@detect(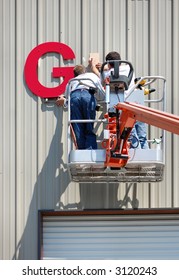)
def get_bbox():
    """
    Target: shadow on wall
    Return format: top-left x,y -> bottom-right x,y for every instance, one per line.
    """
14,100 -> 70,259
14,99 -> 139,260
